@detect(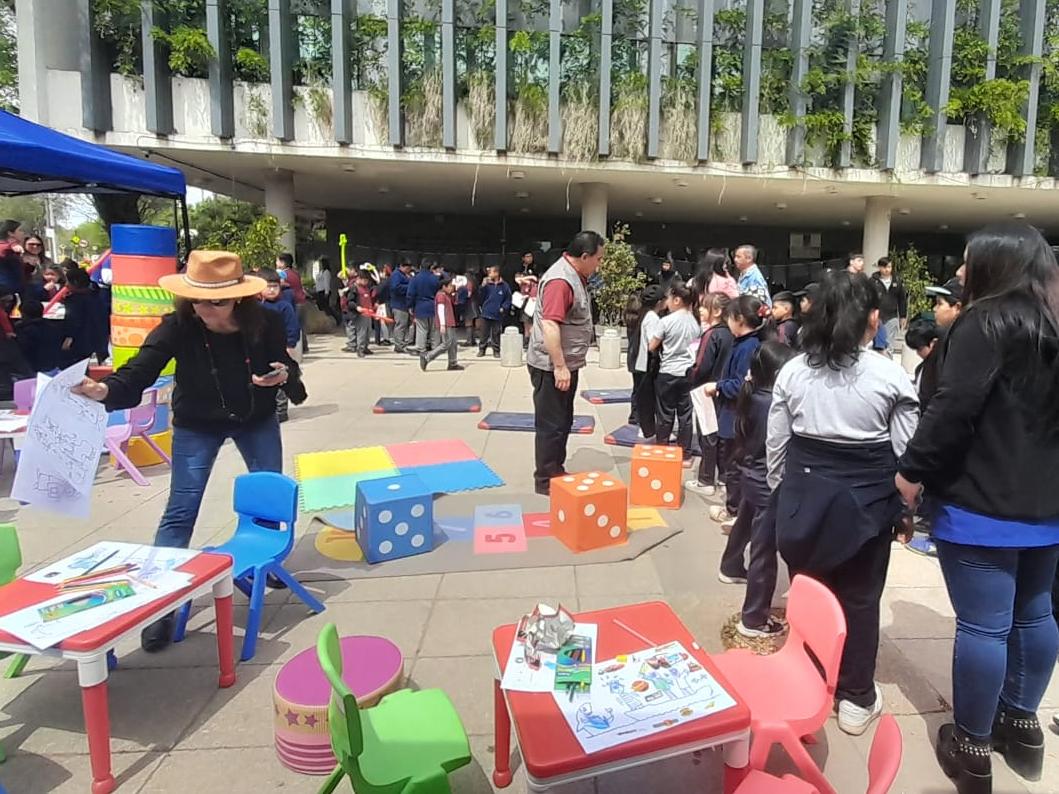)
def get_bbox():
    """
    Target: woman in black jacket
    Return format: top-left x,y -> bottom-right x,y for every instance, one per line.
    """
74,251 -> 307,651
896,223 -> 1059,794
